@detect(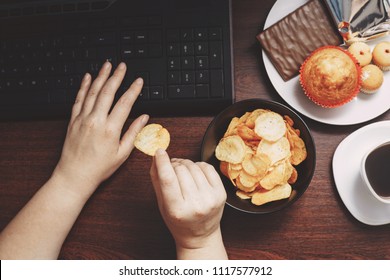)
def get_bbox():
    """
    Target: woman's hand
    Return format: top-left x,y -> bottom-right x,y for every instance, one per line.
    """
150,149 -> 228,259
53,62 -> 149,200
